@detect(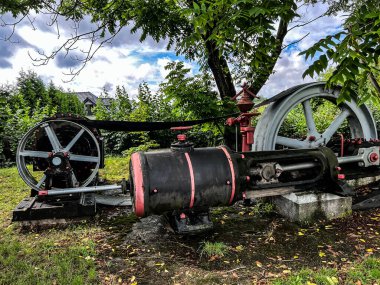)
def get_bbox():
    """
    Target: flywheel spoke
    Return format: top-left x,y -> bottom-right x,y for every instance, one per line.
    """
36,175 -> 46,188
43,123 -> 62,152
71,172 -> 79,186
302,99 -> 318,135
70,154 -> 99,163
276,136 -> 308,149
64,129 -> 85,152
321,109 -> 350,144
19,150 -> 50,158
